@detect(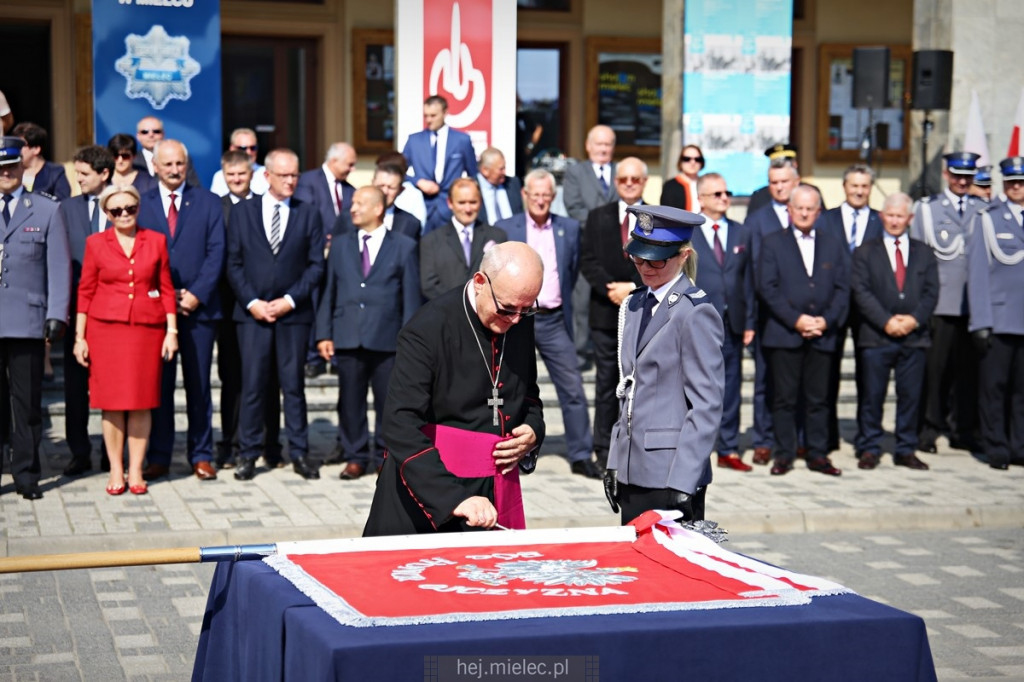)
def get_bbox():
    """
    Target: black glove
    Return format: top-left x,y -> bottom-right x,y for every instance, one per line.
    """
668,489 -> 694,522
603,469 -> 620,514
972,328 -> 991,354
44,319 -> 66,344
